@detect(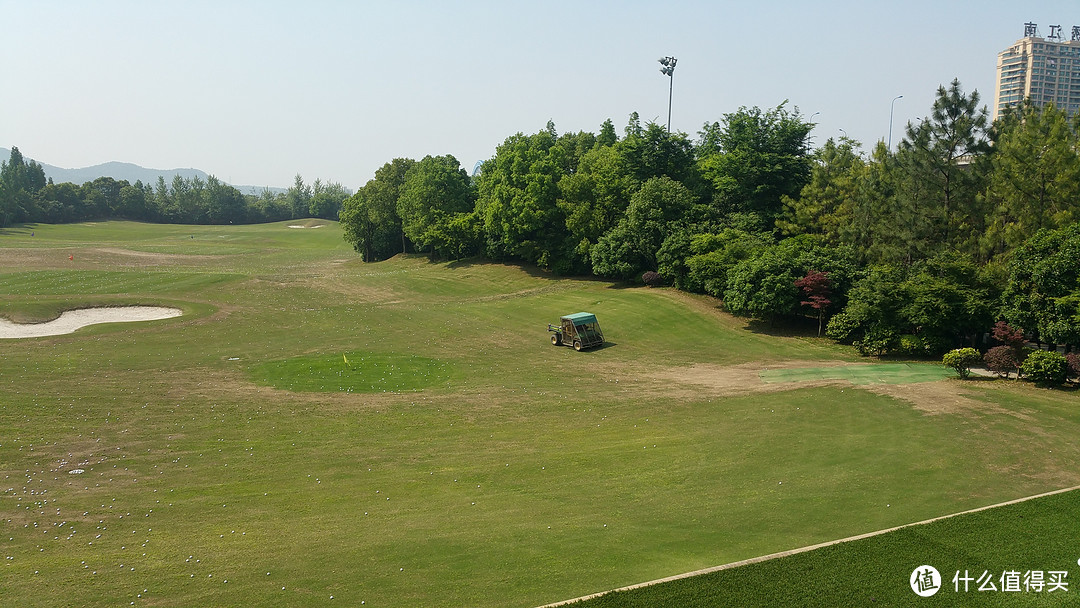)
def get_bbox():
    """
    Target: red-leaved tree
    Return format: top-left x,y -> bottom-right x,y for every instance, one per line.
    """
795,270 -> 832,336
992,320 -> 1025,353
983,346 -> 1019,377
1067,353 -> 1080,382
986,321 -> 1026,378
